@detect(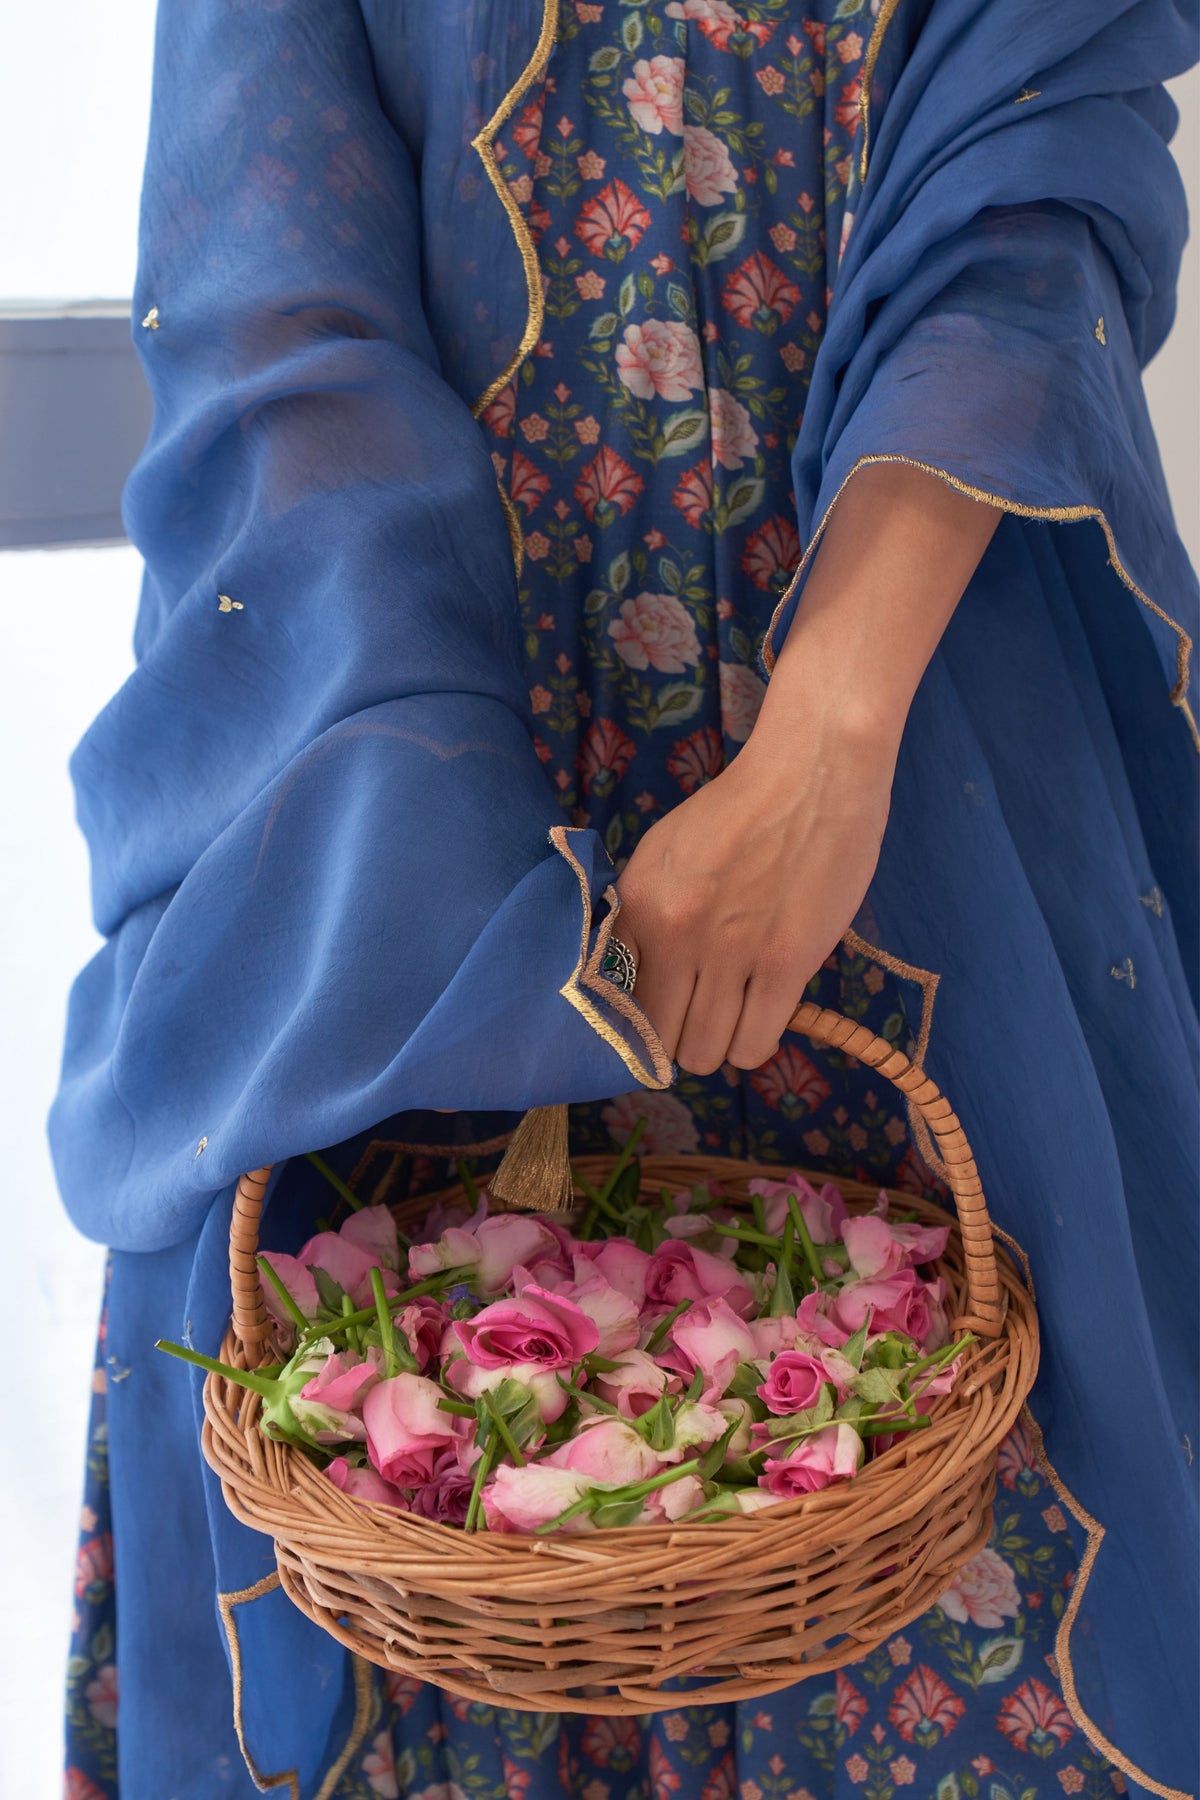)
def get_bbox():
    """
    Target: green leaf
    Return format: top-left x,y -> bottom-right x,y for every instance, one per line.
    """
583,587 -> 609,615
650,682 -> 703,727
936,1779 -> 963,1800
605,813 -> 623,858
609,549 -> 632,593
311,1266 -> 349,1313
850,1365 -> 909,1407
618,273 -> 637,318
658,555 -> 683,594
637,271 -> 655,300
621,12 -> 644,51
721,477 -> 765,529
841,1320 -> 869,1370
833,0 -> 864,15
976,1635 -> 1024,1685
590,310 -> 619,340
666,280 -> 692,319
591,1497 -> 646,1529
588,45 -> 623,72
643,1394 -> 676,1453
658,408 -> 709,456
701,211 -> 748,263
769,1258 -> 795,1318
524,630 -> 539,660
